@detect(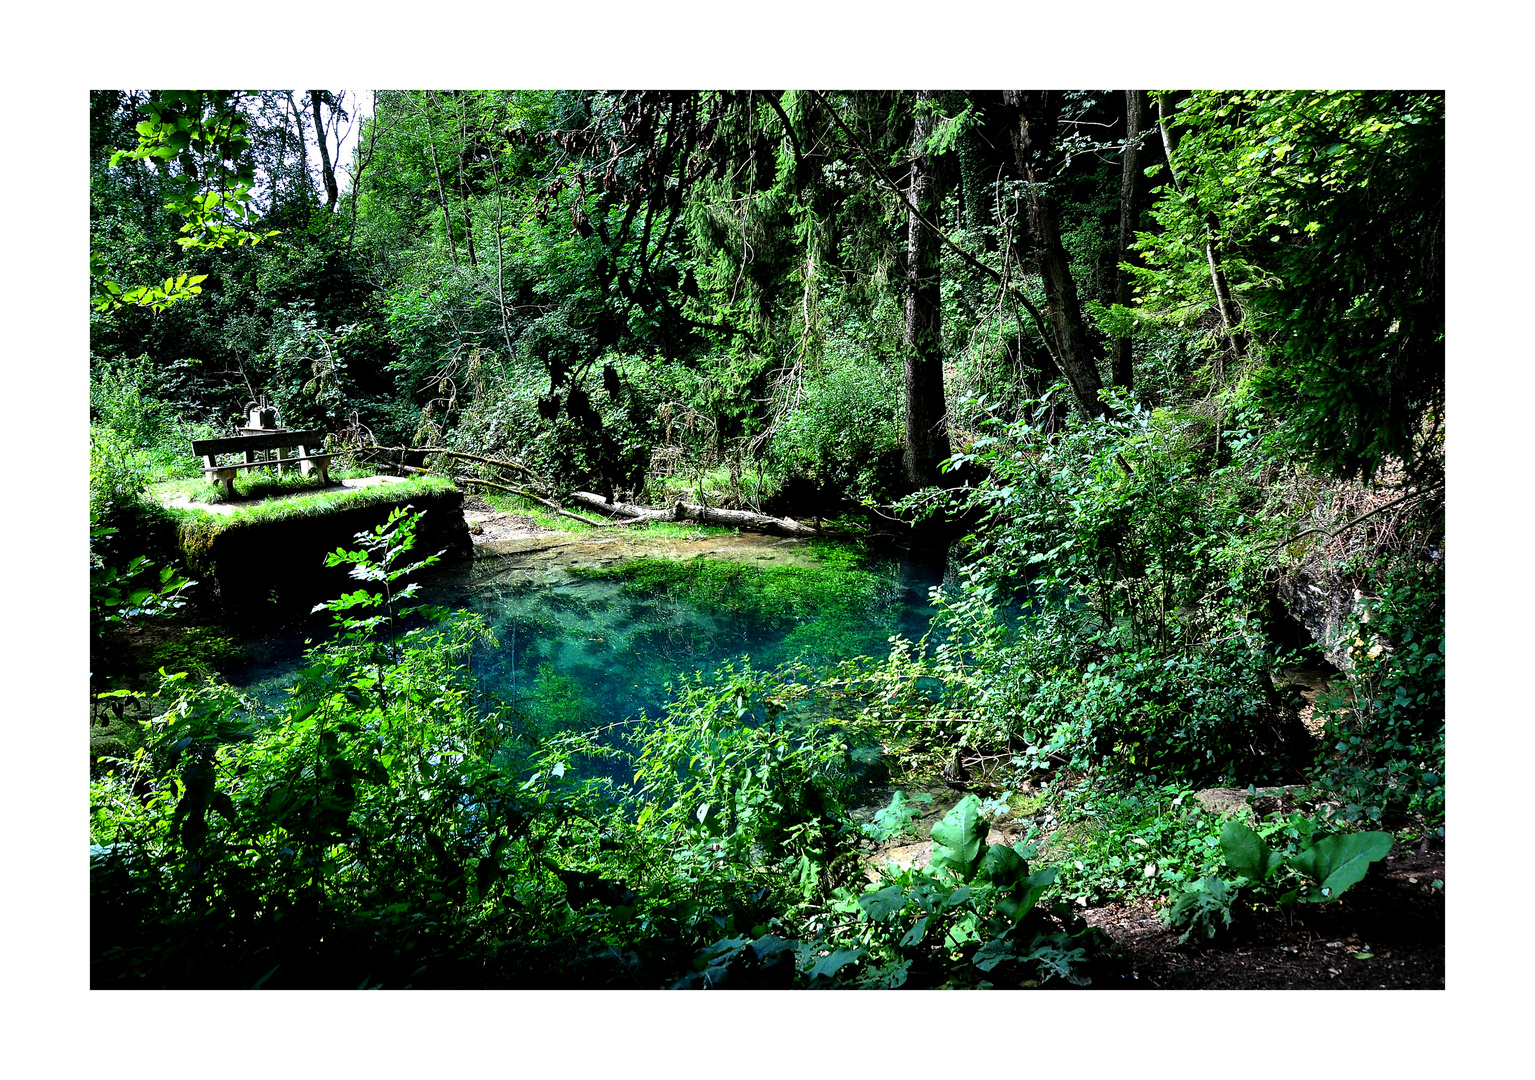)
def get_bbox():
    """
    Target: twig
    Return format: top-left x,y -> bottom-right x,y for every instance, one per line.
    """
1265,486 -> 1441,554
455,476 -> 615,528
